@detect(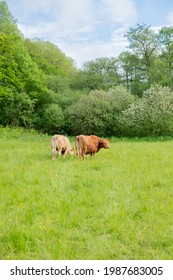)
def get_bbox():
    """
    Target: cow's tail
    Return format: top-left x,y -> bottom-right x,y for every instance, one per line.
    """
50,135 -> 56,148
75,135 -> 81,157
51,135 -> 57,160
